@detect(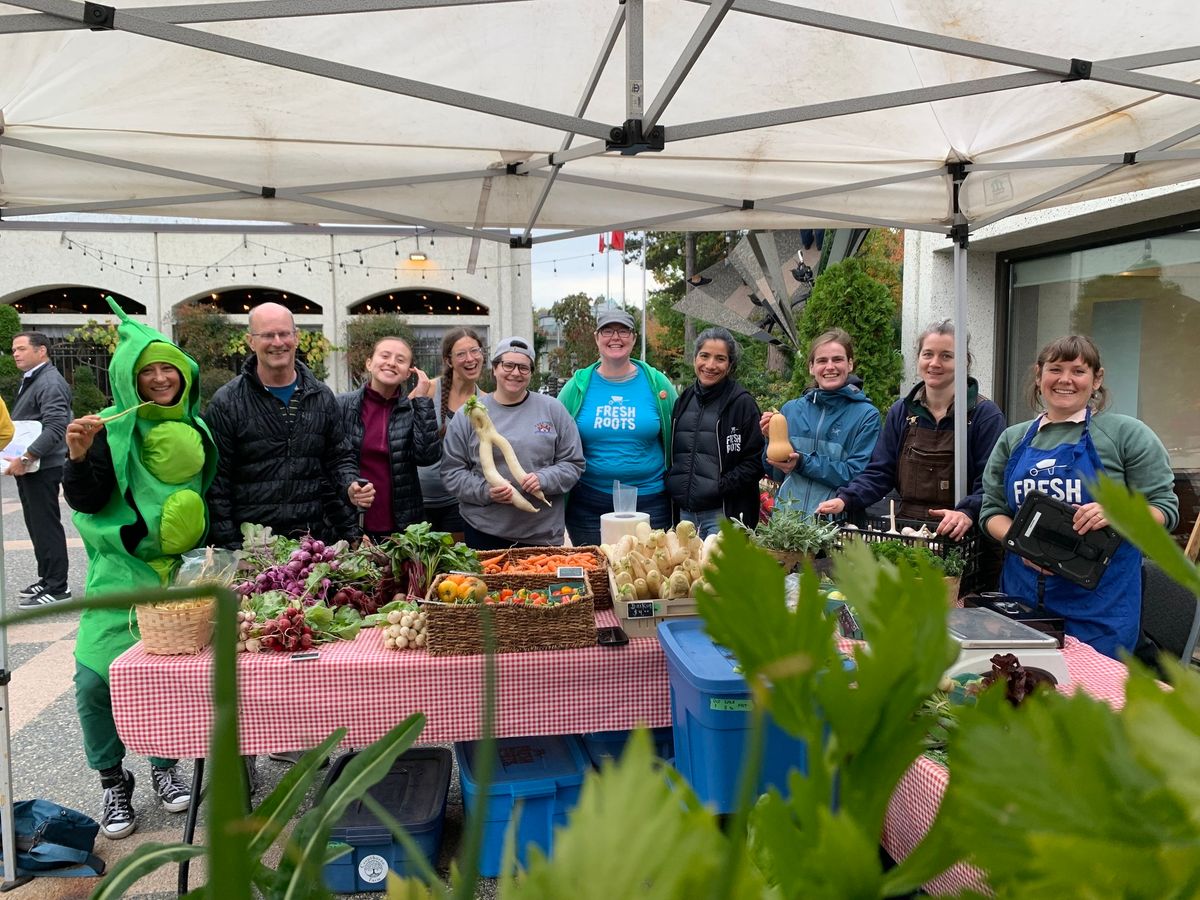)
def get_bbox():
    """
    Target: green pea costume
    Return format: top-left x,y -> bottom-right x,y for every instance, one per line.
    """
68,297 -> 217,773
